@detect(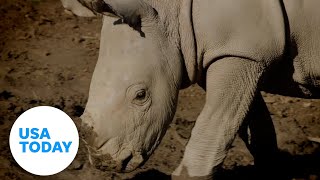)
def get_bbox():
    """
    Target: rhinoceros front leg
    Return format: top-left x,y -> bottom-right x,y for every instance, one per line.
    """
172,57 -> 264,179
